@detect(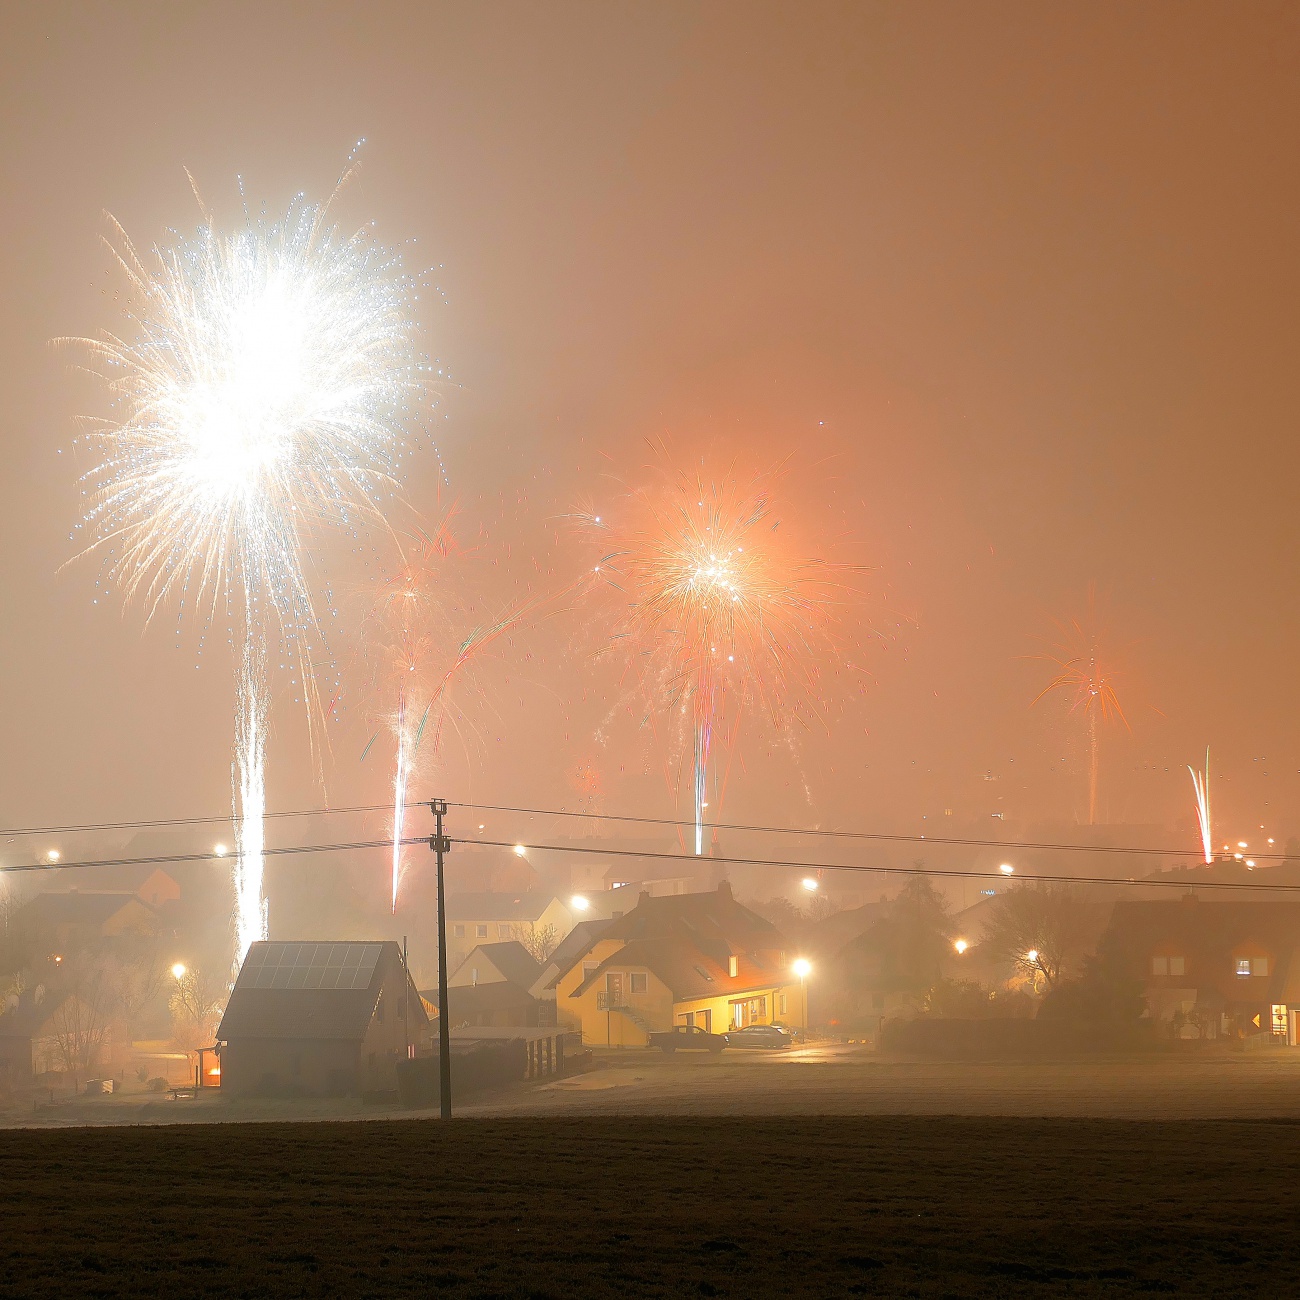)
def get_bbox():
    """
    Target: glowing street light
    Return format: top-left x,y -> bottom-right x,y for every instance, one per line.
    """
801,877 -> 819,893
1025,949 -> 1039,964
792,958 -> 812,979
213,843 -> 228,858
570,895 -> 590,912
999,863 -> 1014,875
513,844 -> 527,857
45,849 -> 60,863
171,962 -> 187,980
953,939 -> 969,955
